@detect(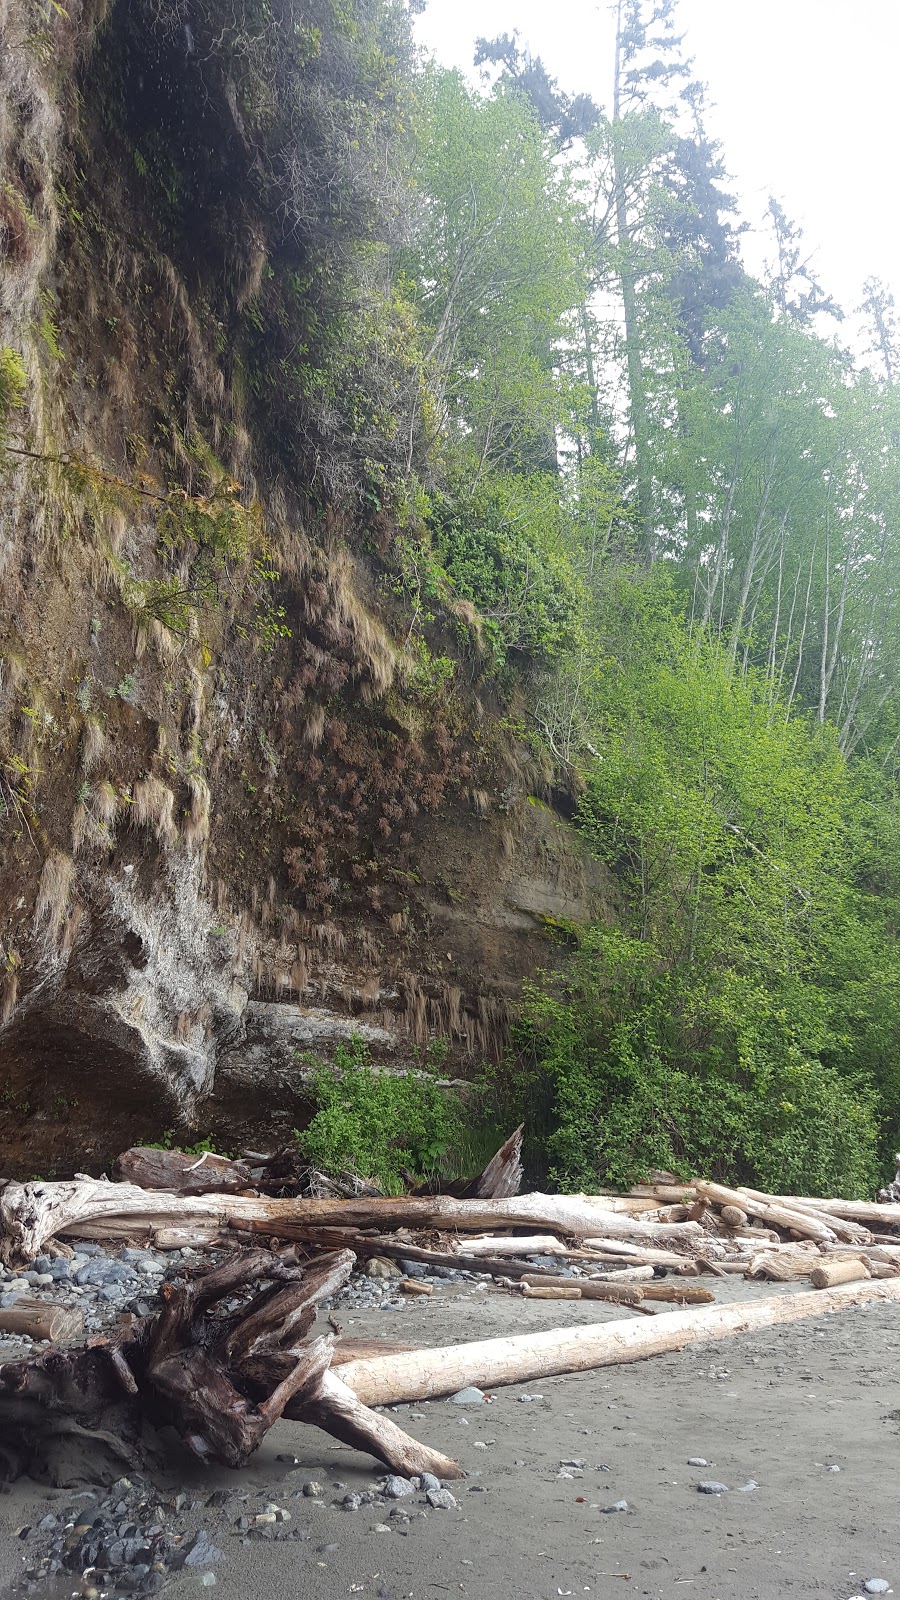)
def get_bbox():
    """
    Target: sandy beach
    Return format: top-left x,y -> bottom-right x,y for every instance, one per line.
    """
2,1276 -> 896,1600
